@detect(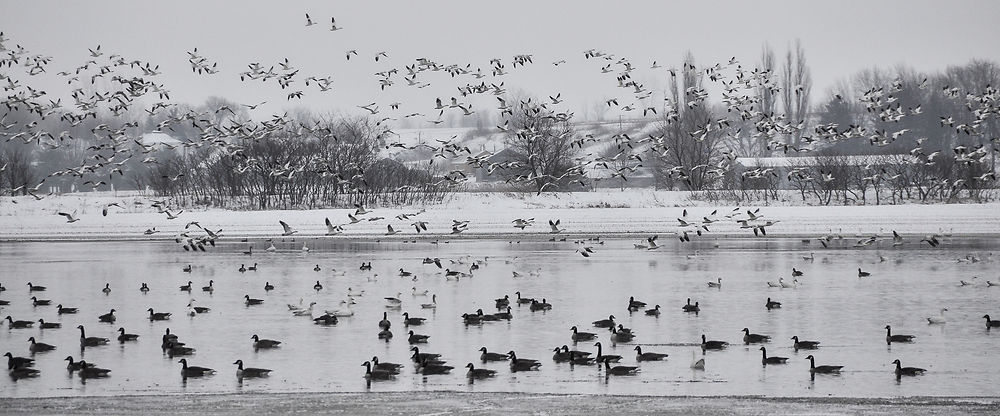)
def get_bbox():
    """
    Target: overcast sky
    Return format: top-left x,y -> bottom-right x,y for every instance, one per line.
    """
3,0 -> 999,122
